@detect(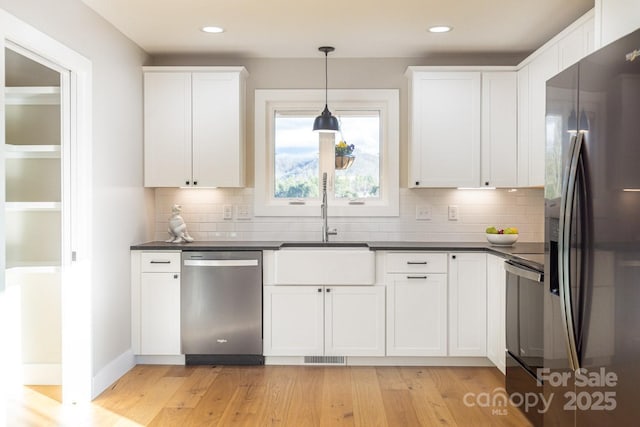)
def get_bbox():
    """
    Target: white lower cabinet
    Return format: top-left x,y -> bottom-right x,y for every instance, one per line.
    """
486,254 -> 507,374
140,272 -> 181,355
325,286 -> 385,356
131,251 -> 182,356
263,286 -> 324,356
448,253 -> 487,356
386,273 -> 447,356
263,285 -> 385,357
